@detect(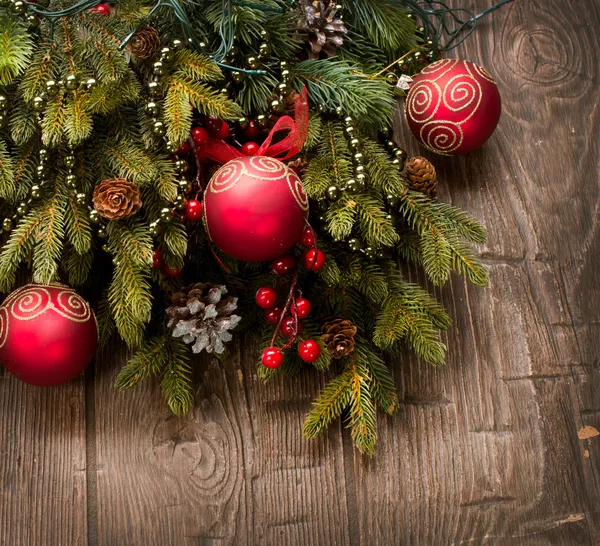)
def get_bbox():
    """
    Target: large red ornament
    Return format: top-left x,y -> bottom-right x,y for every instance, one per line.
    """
203,156 -> 309,262
405,59 -> 501,155
0,284 -> 98,386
